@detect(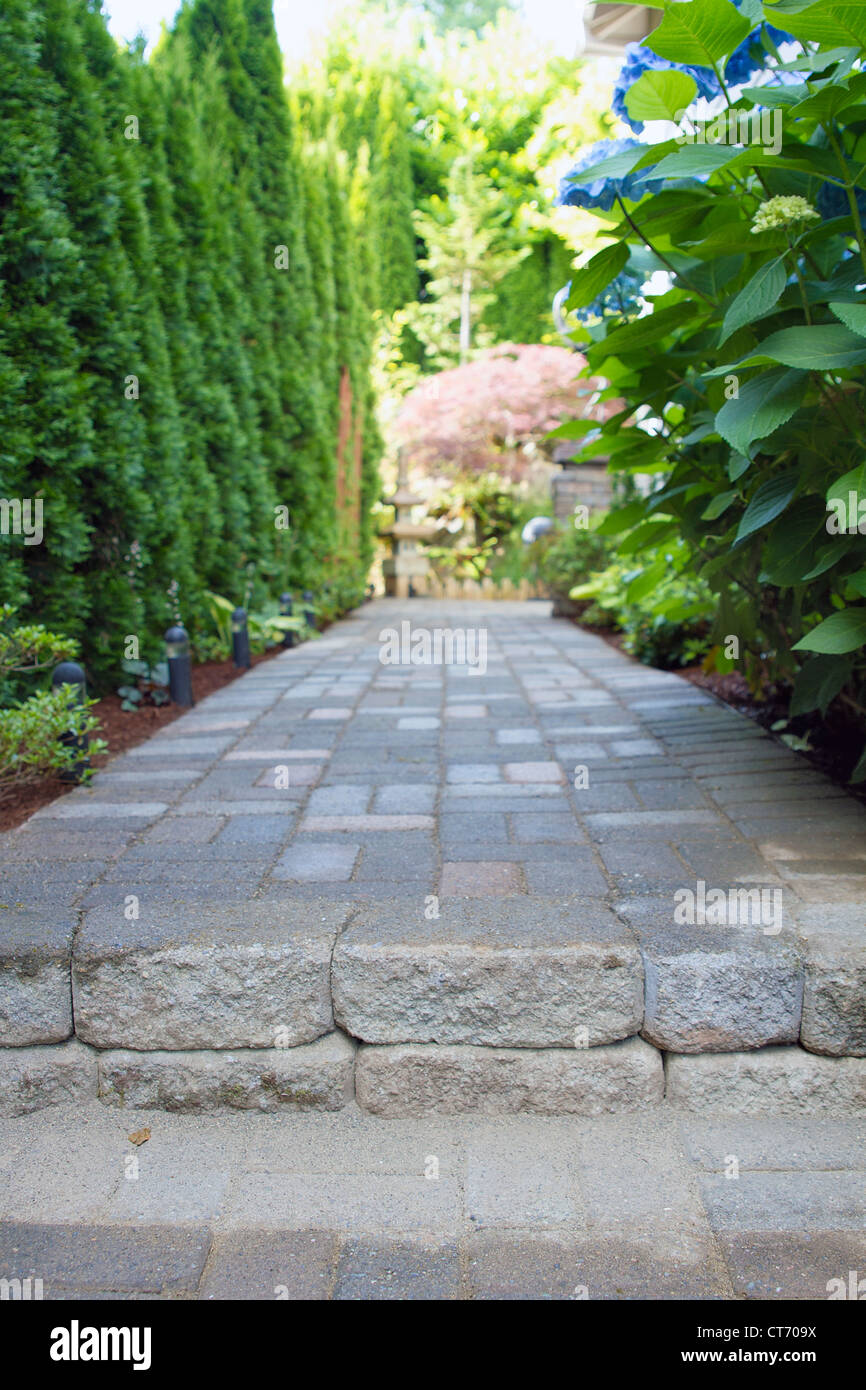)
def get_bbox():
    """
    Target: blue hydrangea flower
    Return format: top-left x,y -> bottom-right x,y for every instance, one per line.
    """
612,43 -> 721,134
816,181 -> 866,222
557,139 -> 664,212
573,267 -> 645,323
612,5 -> 798,136
724,21 -> 797,87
